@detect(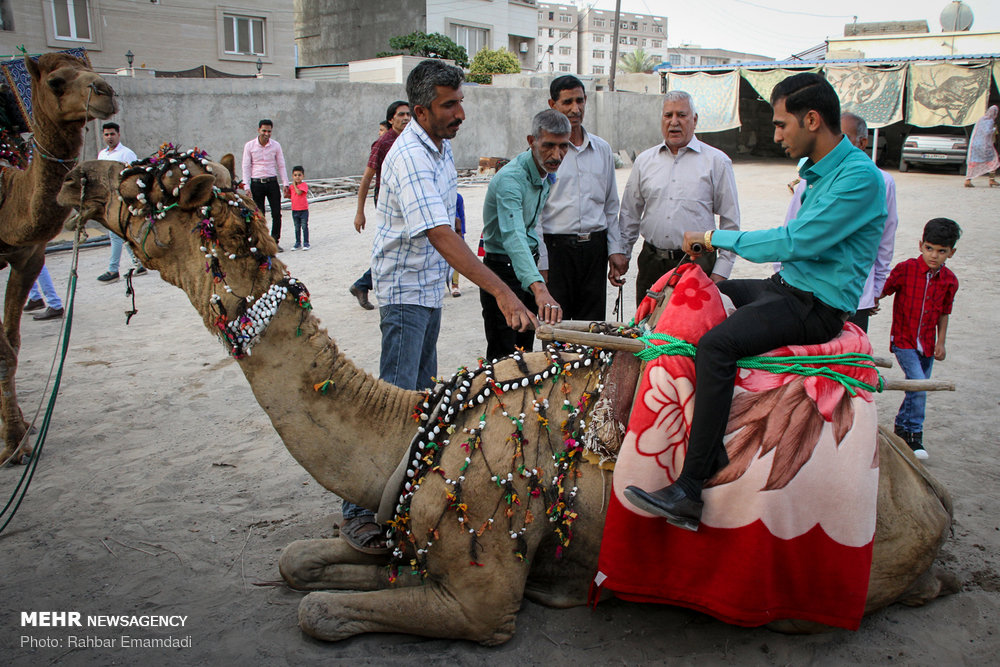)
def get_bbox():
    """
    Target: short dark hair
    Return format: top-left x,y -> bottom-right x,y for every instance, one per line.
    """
386,100 -> 410,124
771,72 -> 840,131
379,120 -> 390,129
258,119 -> 273,128
102,122 -> 120,132
550,75 -> 585,101
922,218 -> 962,248
406,59 -> 464,110
292,165 -> 304,174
